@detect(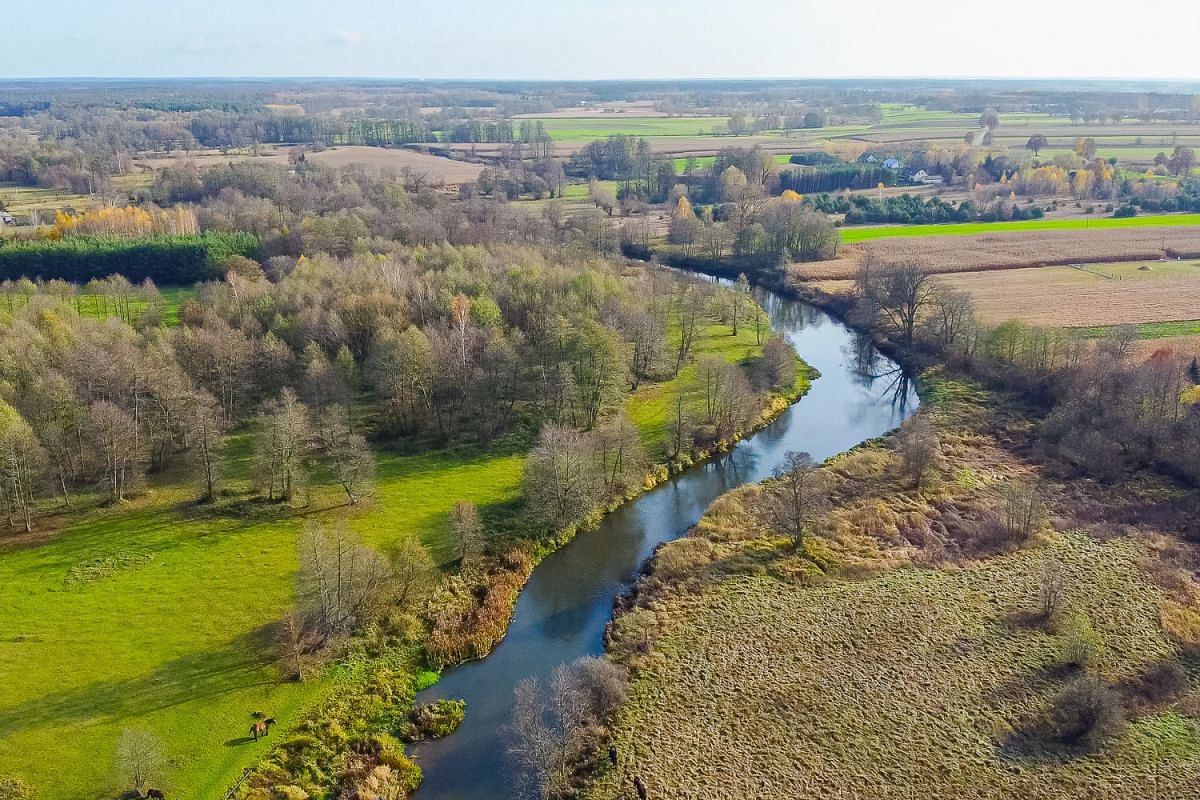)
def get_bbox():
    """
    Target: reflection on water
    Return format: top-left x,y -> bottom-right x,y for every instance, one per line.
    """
410,285 -> 918,800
